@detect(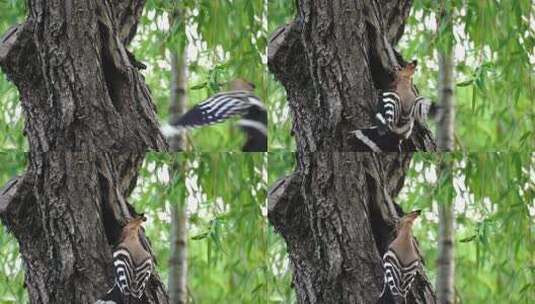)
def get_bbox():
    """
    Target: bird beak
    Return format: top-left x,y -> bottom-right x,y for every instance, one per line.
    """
405,60 -> 417,74
407,209 -> 421,219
